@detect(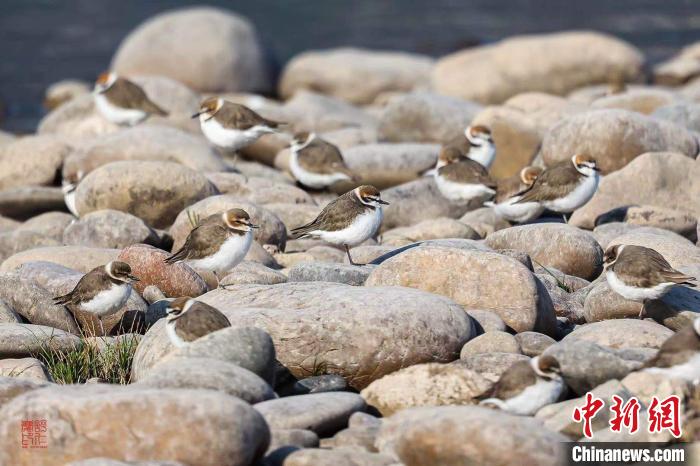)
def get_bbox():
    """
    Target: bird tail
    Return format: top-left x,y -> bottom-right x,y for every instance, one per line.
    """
478,398 -> 507,410
164,247 -> 187,264
512,186 -> 537,204
666,272 -> 697,287
53,293 -> 72,306
145,100 -> 169,117
289,221 -> 318,240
